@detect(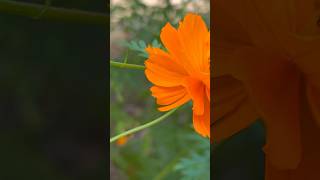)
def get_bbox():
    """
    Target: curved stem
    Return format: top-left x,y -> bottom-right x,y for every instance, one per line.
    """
110,108 -> 178,143
0,0 -> 108,25
110,61 -> 145,70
